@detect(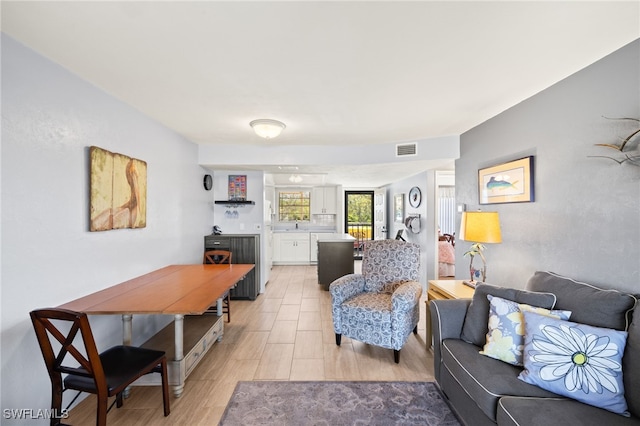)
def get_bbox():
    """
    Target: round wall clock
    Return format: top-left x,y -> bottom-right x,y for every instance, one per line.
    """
203,174 -> 213,191
409,186 -> 422,208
